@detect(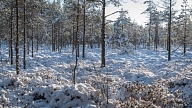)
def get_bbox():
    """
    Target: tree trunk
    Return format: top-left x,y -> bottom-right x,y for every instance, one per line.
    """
10,6 -> 13,65
27,30 -> 30,54
16,0 -> 20,74
148,1 -> 152,50
82,0 -> 86,59
167,24 -> 169,51
23,0 -> 26,69
55,25 -> 58,51
183,1 -> 187,56
60,24 -> 63,52
52,24 -> 54,52
148,15 -> 151,50
74,0 -> 80,85
32,25 -> 34,58
184,19 -> 186,56
168,0 -> 171,61
36,25 -> 39,52
154,23 -> 158,50
101,0 -> 106,67
72,26 -> 75,54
